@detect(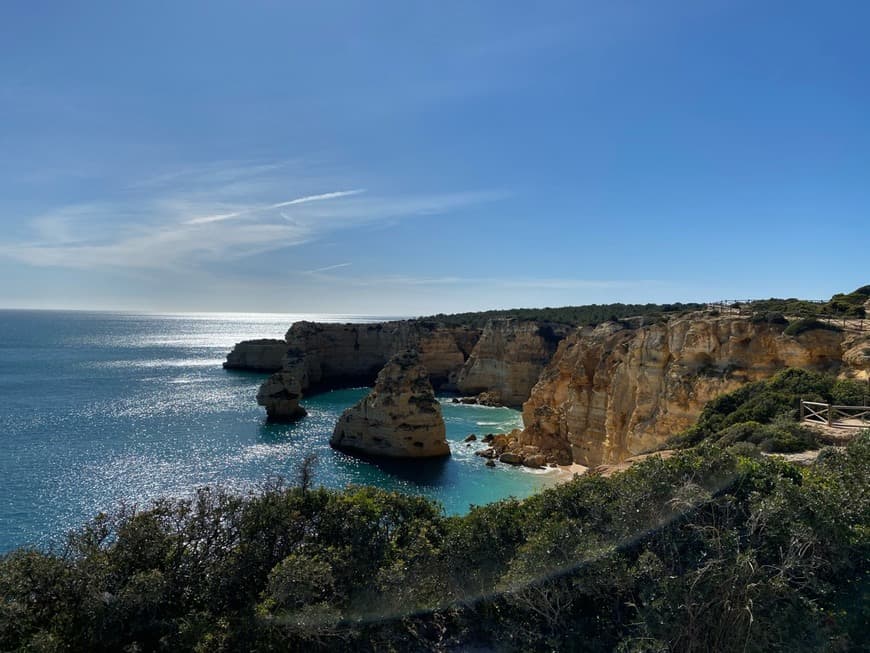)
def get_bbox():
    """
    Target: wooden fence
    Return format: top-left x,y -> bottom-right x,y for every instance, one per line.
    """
800,400 -> 870,429
706,300 -> 866,333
